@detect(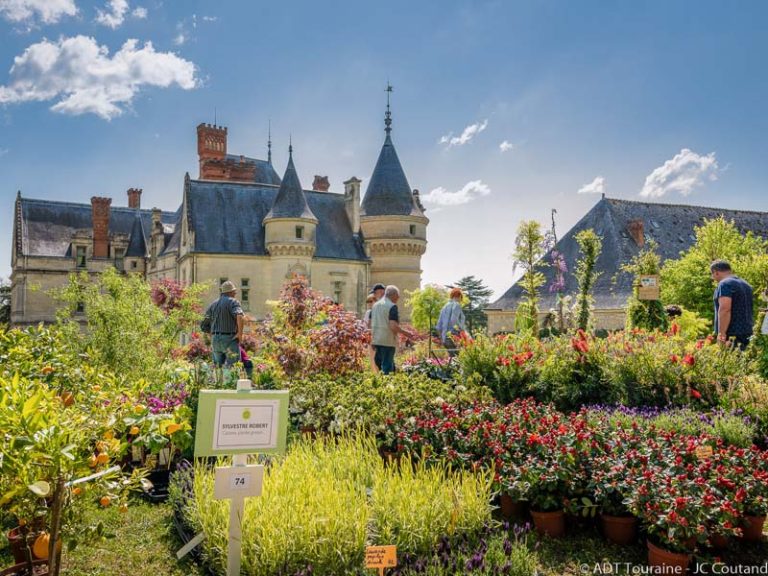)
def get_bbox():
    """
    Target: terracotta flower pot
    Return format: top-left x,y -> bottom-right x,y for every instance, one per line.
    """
499,494 -> 527,521
741,515 -> 766,542
531,509 -> 565,538
7,526 -> 30,564
710,532 -> 729,549
600,514 -> 637,545
647,540 -> 690,571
